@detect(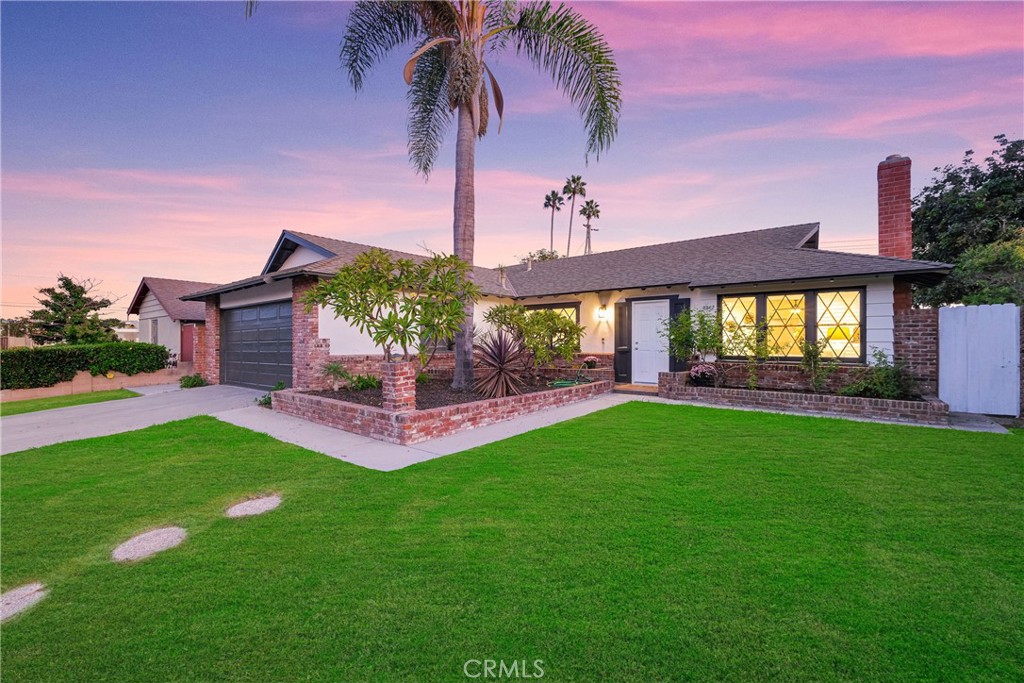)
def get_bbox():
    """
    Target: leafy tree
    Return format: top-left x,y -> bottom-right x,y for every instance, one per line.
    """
580,198 -> 600,255
913,134 -> 1024,306
518,248 -> 560,264
543,190 -> 564,252
950,231 -> 1024,305
1,317 -> 34,338
26,275 -> 121,345
330,1 -> 621,390
302,248 -> 480,366
562,174 -> 587,256
484,303 -> 585,377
